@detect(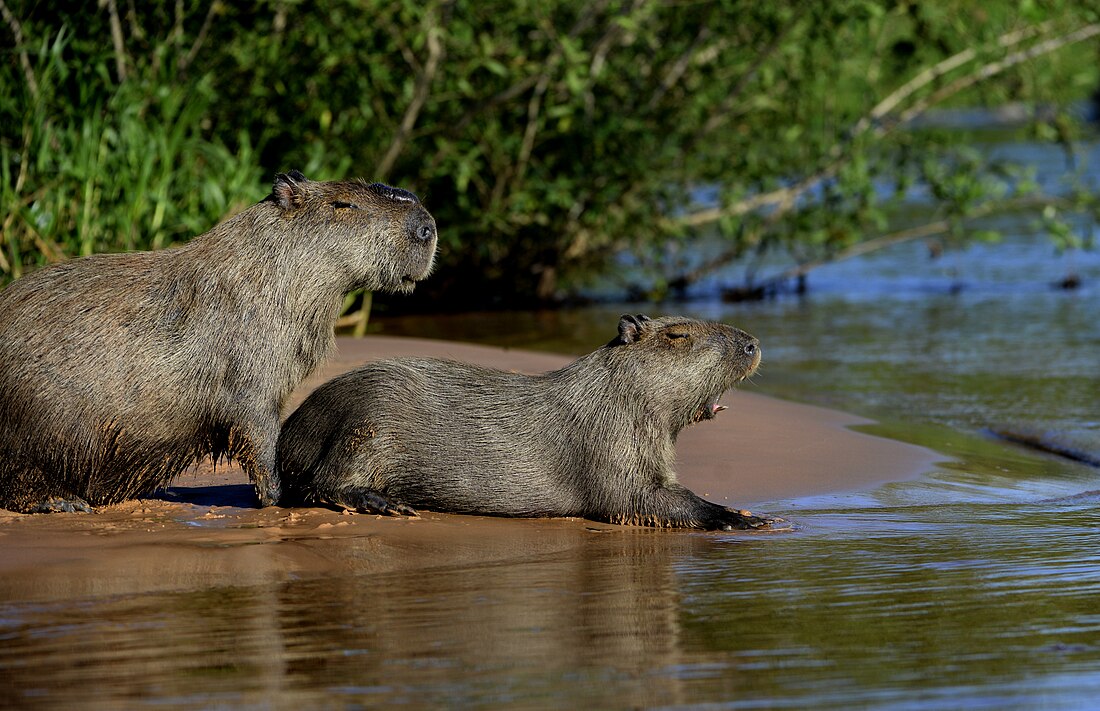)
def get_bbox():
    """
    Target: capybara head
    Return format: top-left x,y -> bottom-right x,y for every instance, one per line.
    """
269,170 -> 437,293
606,314 -> 761,431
